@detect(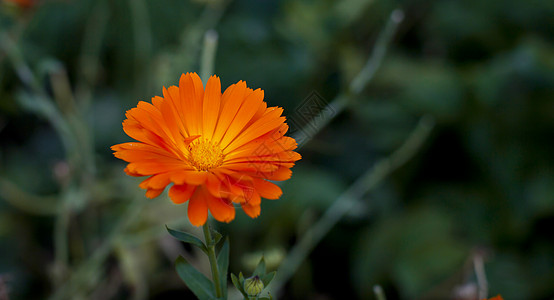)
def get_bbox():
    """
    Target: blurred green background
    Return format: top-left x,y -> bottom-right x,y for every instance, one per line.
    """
0,0 -> 553,299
